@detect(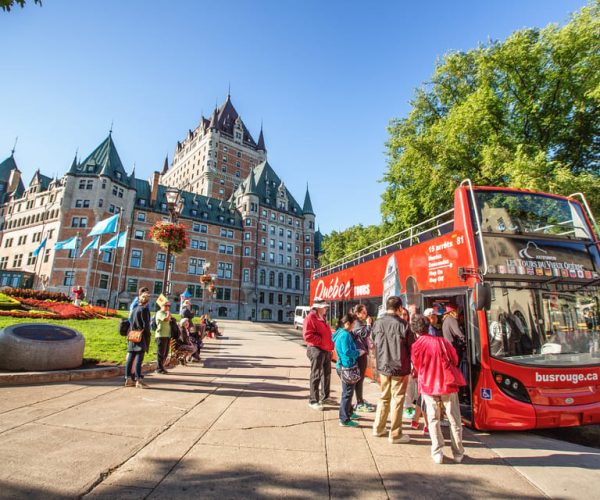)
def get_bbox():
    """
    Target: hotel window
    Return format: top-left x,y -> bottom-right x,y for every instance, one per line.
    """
134,230 -> 144,240
12,254 -> 23,267
243,269 -> 250,282
156,253 -> 166,271
63,271 -> 75,286
99,274 -> 109,289
217,262 -> 232,279
130,249 -> 142,268
137,212 -> 146,222
127,278 -> 138,293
